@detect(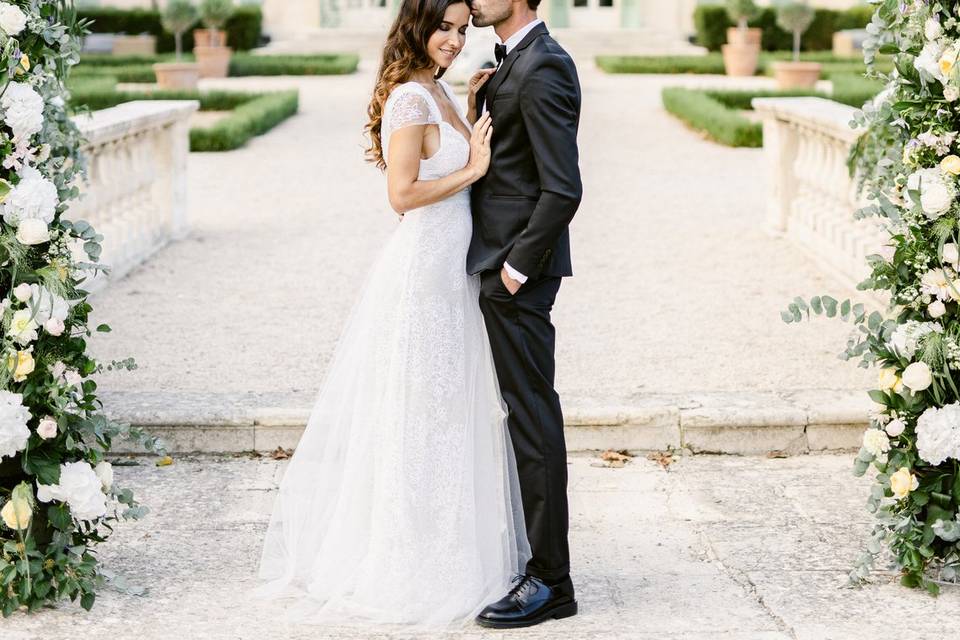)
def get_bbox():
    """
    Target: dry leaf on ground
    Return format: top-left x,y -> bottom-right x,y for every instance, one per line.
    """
646,451 -> 674,470
271,447 -> 294,460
